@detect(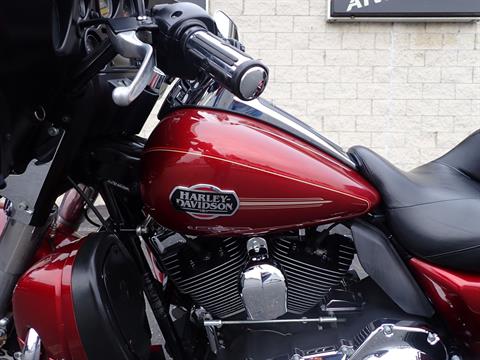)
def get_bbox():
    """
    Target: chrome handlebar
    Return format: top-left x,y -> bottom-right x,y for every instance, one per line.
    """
106,12 -> 269,106
184,29 -> 268,101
